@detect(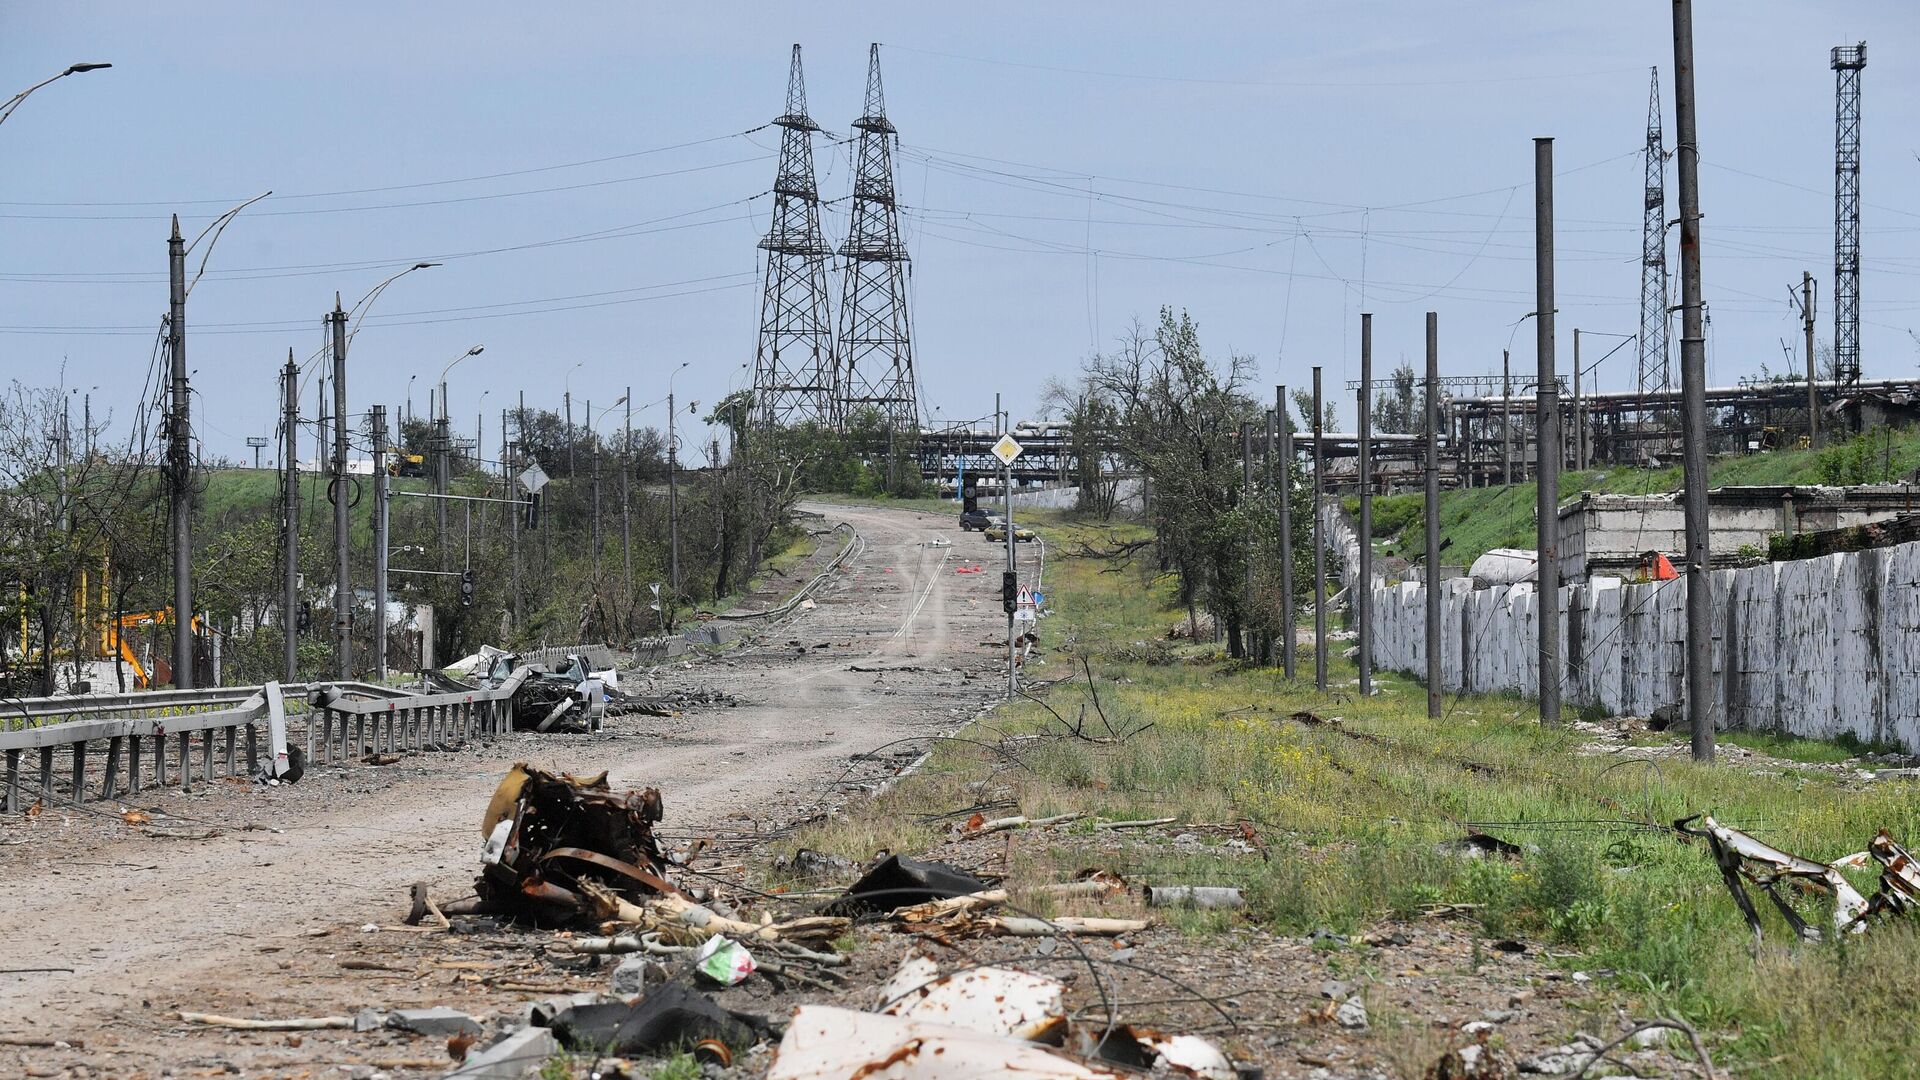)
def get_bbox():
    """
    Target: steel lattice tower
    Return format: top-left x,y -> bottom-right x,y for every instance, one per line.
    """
1637,68 -> 1671,412
752,45 -> 837,428
834,43 -> 918,431
1832,42 -> 1866,388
